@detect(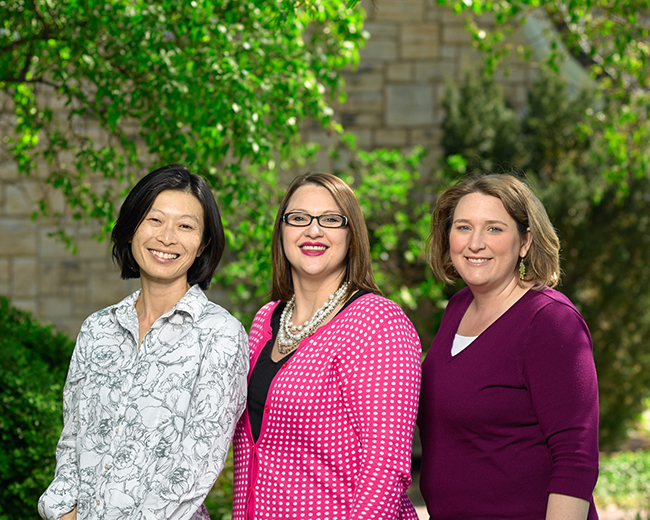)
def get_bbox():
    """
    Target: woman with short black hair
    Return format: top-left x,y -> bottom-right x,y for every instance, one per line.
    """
39,164 -> 248,520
